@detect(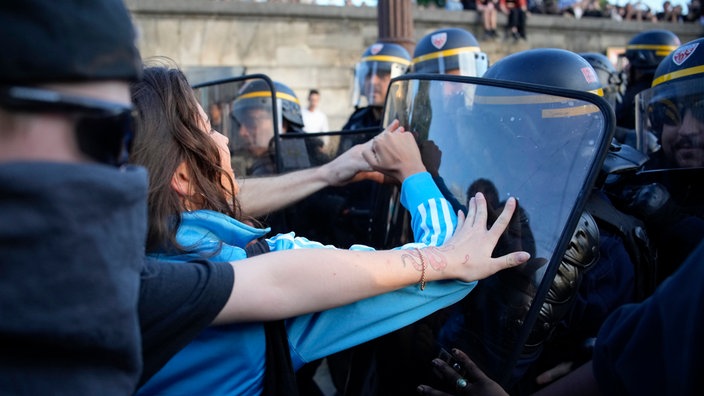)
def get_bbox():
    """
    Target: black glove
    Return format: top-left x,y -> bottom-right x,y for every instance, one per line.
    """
627,183 -> 684,232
